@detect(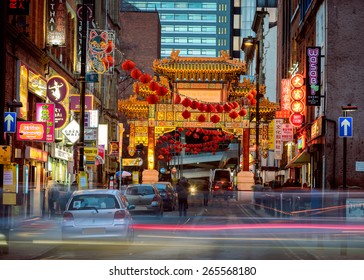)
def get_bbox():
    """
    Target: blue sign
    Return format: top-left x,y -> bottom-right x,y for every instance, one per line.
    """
339,117 -> 353,137
4,112 -> 17,133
